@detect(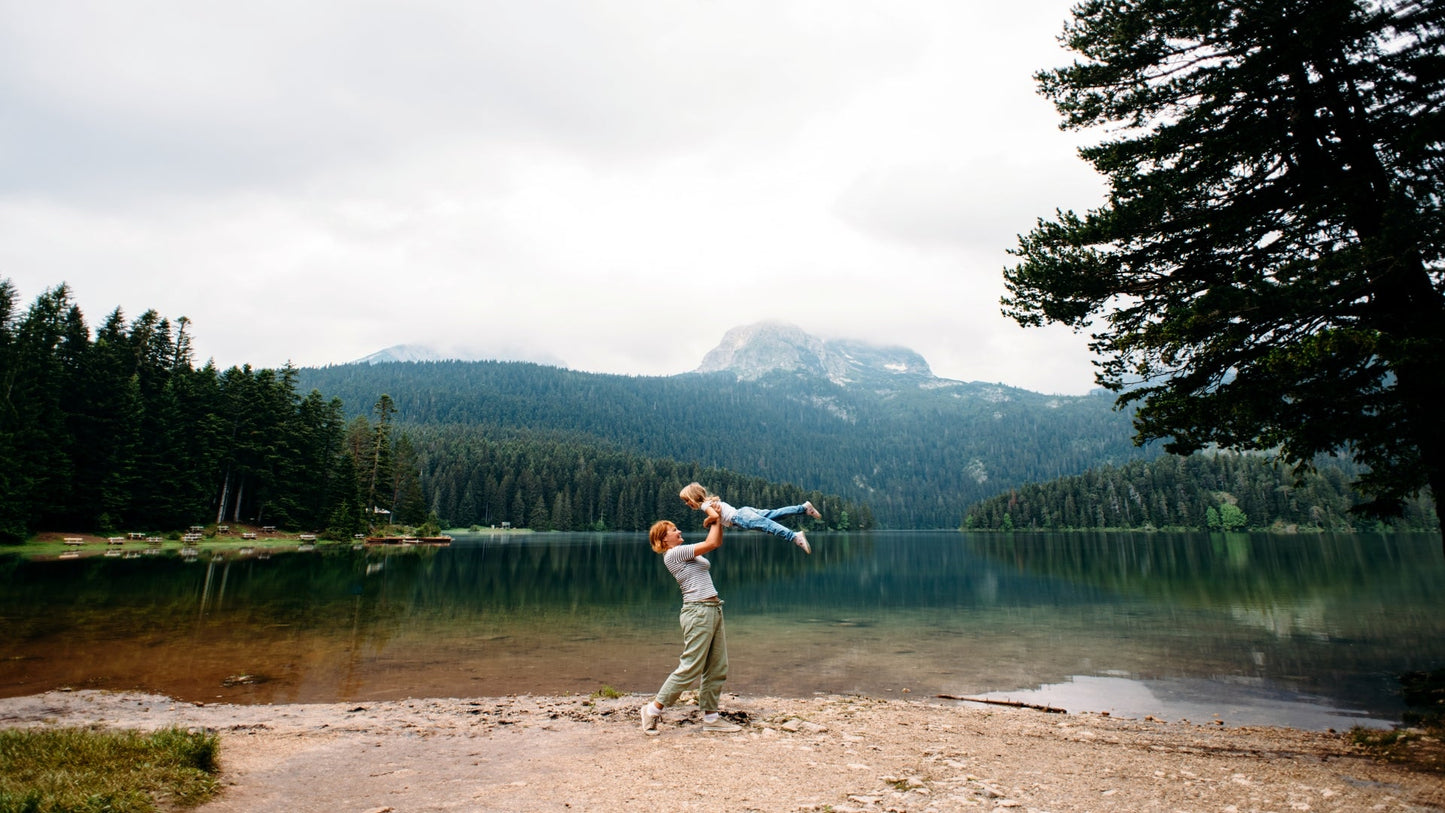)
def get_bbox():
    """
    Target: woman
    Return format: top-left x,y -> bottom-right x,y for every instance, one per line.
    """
640,516 -> 742,734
